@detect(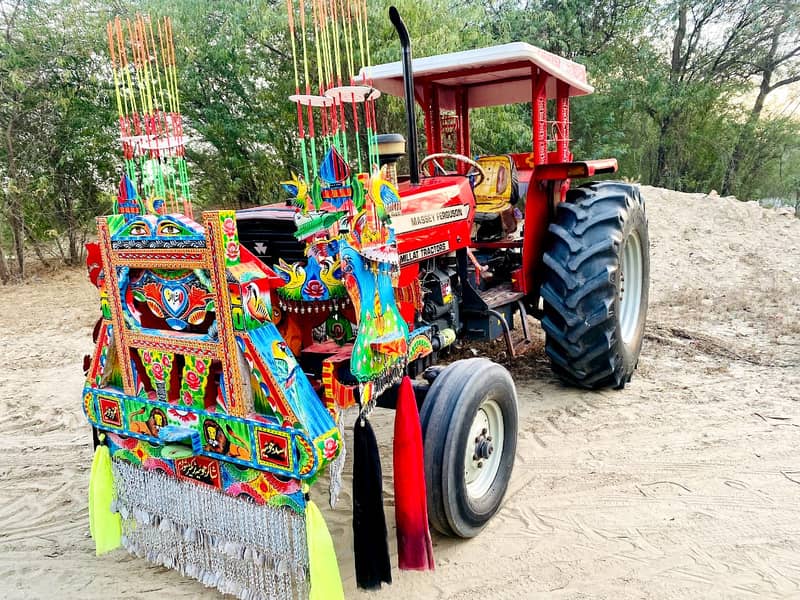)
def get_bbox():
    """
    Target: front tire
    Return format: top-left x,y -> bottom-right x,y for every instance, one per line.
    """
540,182 -> 649,389
420,358 -> 518,538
